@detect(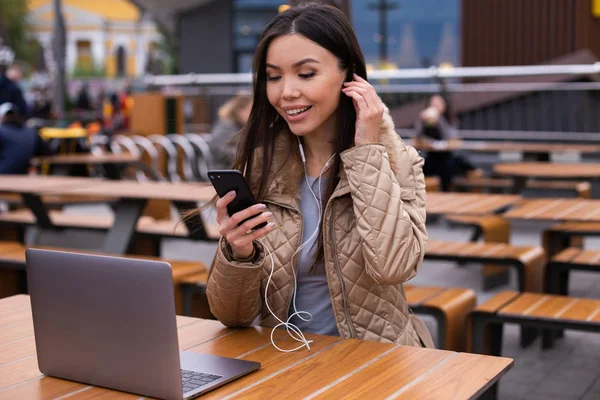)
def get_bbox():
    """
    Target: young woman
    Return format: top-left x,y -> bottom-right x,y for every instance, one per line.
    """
205,4 -> 431,348
415,93 -> 480,191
